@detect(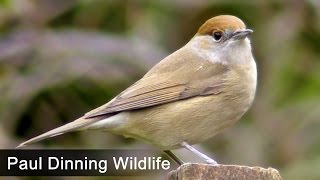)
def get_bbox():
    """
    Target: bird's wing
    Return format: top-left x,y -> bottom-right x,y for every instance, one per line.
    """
84,67 -> 227,118
84,81 -> 186,118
